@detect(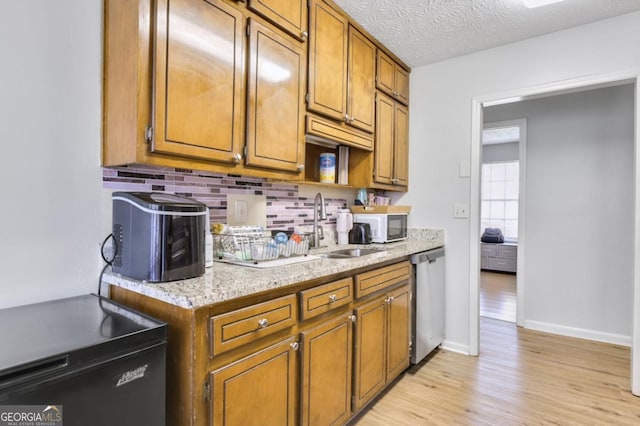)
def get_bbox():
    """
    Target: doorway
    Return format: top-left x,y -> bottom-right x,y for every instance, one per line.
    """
469,73 -> 640,394
479,120 -> 526,324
